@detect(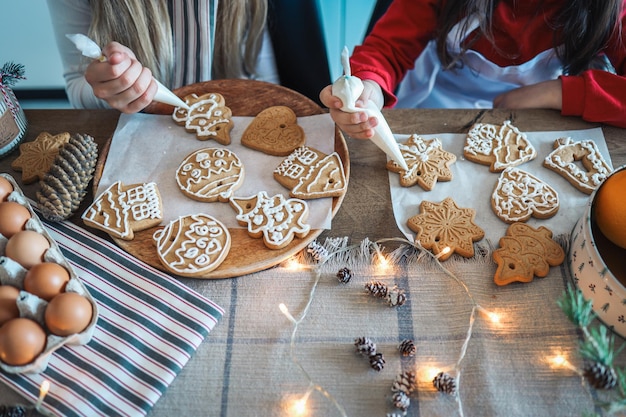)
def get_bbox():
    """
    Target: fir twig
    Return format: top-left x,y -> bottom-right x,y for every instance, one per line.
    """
0,62 -> 26,87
